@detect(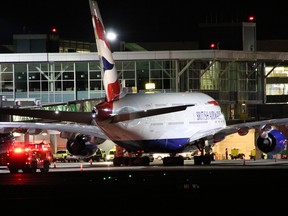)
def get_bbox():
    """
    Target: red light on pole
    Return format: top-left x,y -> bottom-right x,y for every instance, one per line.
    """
248,16 -> 255,21
51,27 -> 57,33
210,43 -> 216,49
